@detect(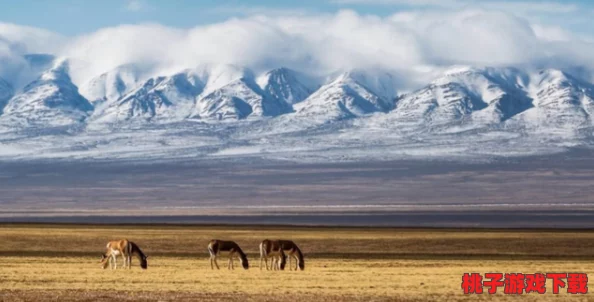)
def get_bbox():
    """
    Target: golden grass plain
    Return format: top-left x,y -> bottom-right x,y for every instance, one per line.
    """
1,224 -> 594,301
